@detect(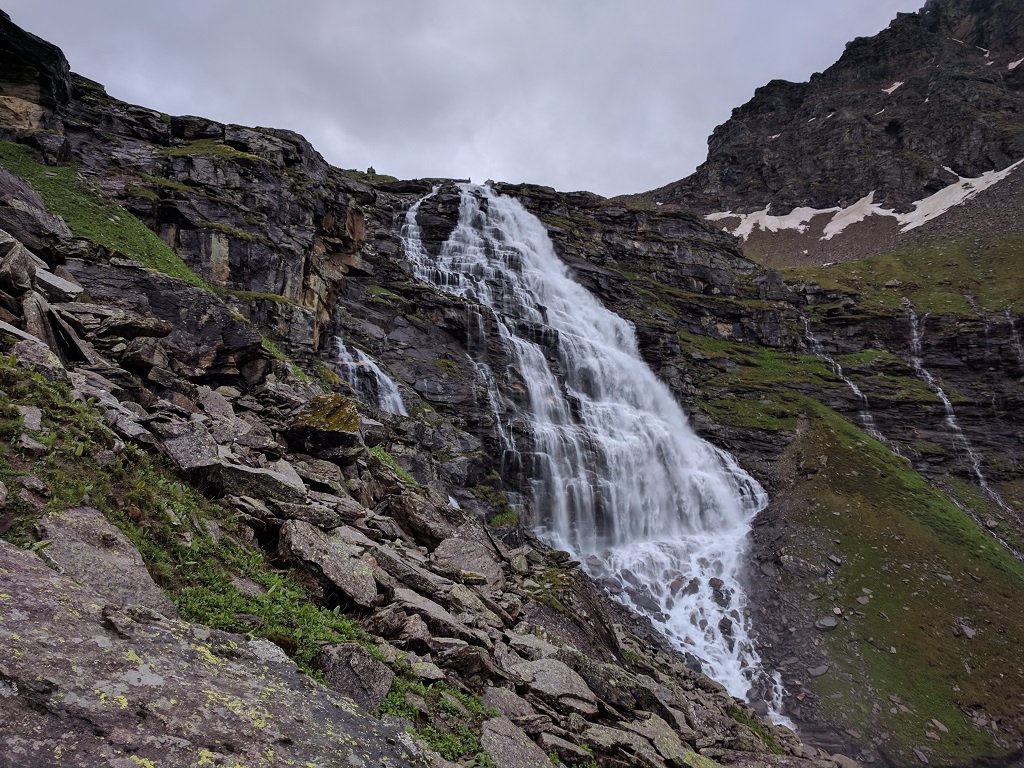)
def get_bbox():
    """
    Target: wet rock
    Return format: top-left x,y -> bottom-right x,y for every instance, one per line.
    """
33,506 -> 177,616
480,716 -> 555,768
315,642 -> 394,711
